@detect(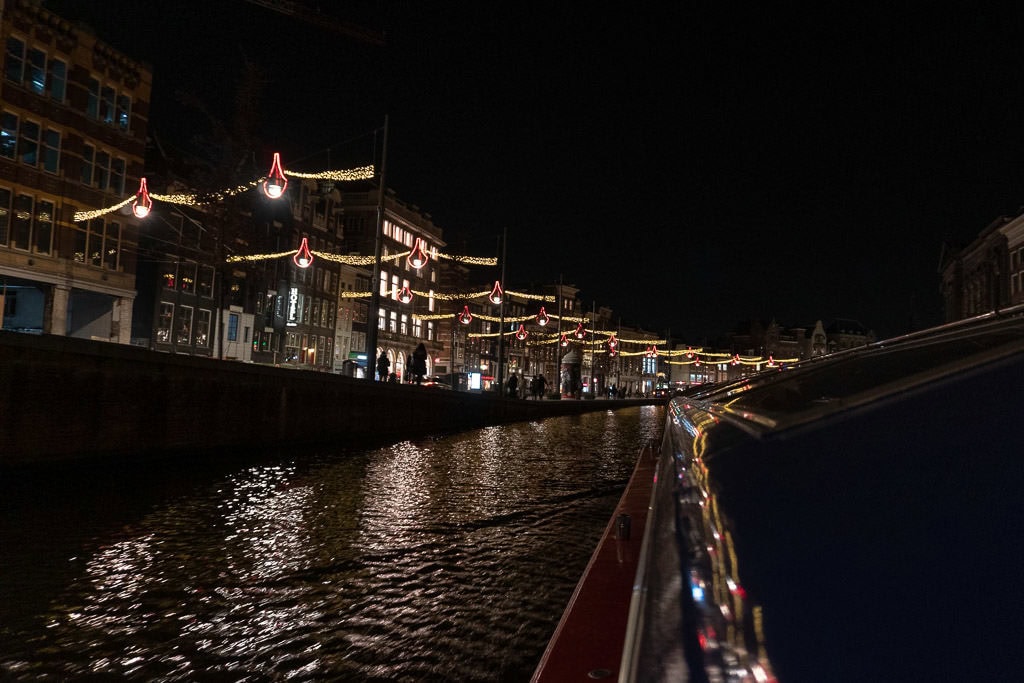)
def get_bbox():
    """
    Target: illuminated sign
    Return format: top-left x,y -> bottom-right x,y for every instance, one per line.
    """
287,287 -> 299,326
